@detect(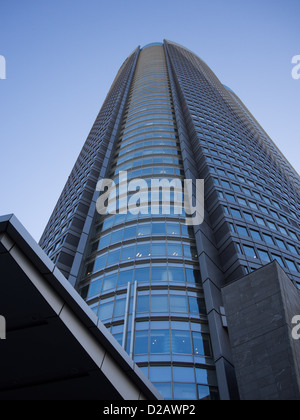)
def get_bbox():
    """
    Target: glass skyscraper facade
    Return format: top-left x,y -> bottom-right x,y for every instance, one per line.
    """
39,41 -> 300,400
